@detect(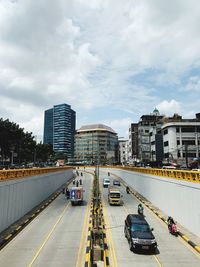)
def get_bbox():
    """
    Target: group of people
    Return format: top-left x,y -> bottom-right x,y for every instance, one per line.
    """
62,169 -> 84,199
73,178 -> 82,187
